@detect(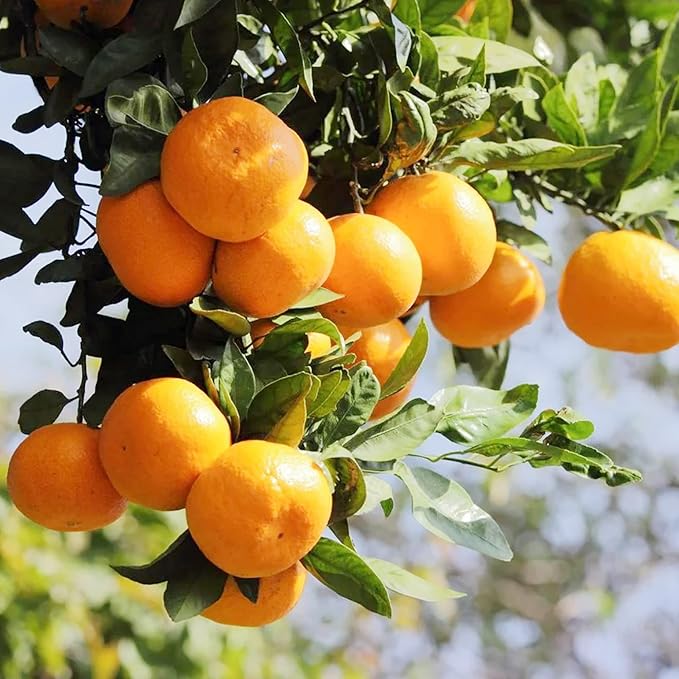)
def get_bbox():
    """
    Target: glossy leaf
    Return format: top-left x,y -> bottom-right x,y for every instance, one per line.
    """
188,297 -> 251,335
381,319 -> 428,400
18,389 -> 71,434
453,342 -> 510,389
433,36 -> 539,74
327,456 -> 367,523
217,339 -> 256,420
175,0 -> 222,28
